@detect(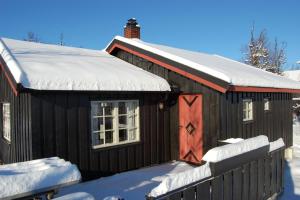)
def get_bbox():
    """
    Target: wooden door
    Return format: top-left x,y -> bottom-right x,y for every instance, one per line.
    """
179,94 -> 203,164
